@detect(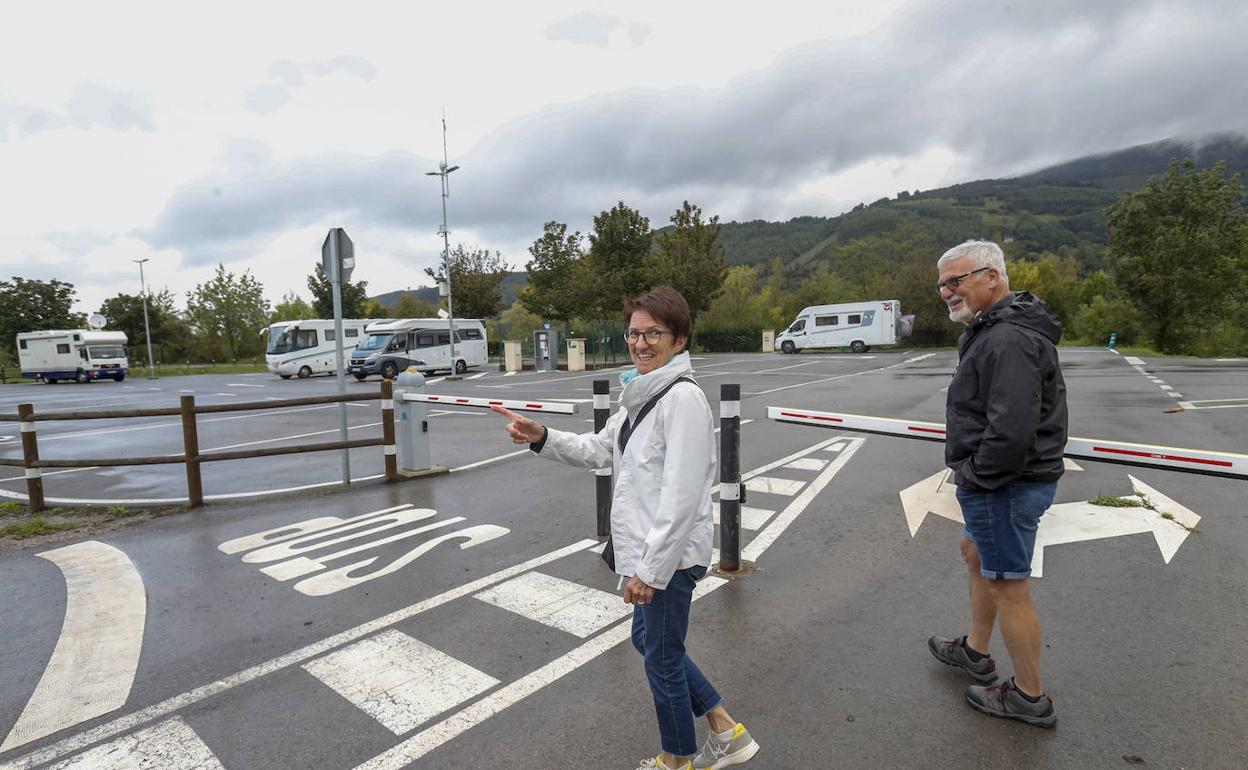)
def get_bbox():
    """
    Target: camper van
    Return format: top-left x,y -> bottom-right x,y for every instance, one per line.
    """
348,318 -> 488,380
775,300 -> 912,354
264,319 -> 381,379
17,330 -> 130,383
